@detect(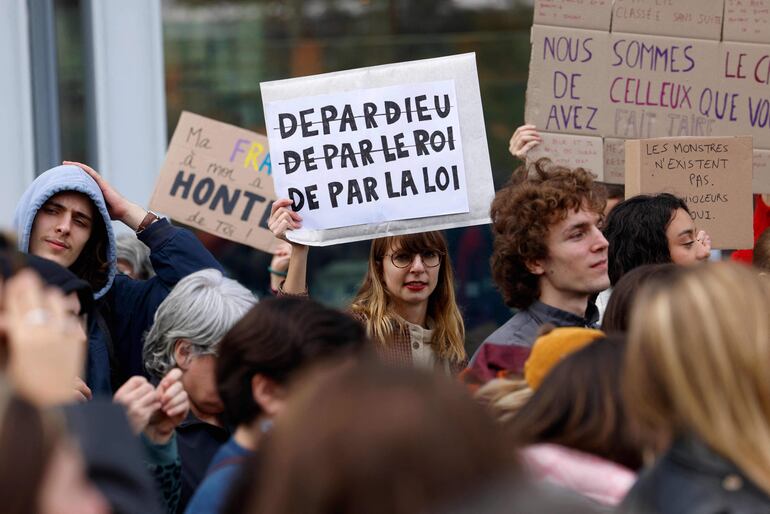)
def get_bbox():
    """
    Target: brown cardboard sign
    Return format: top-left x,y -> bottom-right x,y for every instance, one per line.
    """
753,150 -> 770,193
534,0 -> 612,30
625,136 -> 753,249
724,0 -> 770,44
526,26 -> 611,136
718,41 -> 770,149
607,33 -> 721,140
149,111 -> 279,253
527,132 -> 604,179
603,138 -> 627,184
612,0 -> 724,41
